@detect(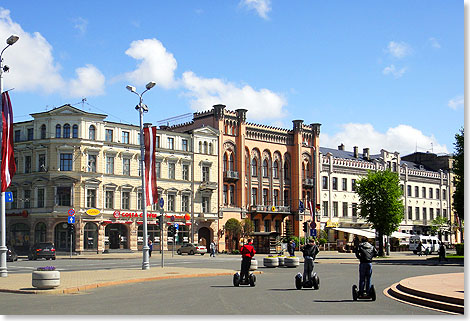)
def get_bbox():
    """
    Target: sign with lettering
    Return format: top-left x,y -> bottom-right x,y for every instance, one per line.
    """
86,208 -> 100,216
